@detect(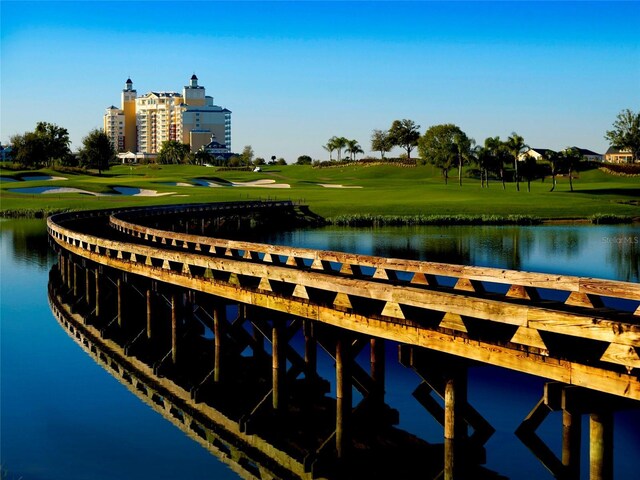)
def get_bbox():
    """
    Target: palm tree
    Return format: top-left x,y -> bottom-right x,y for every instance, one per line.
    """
506,133 -> 527,191
453,133 -> 474,186
562,147 -> 583,192
330,136 -> 348,162
541,150 -> 561,192
323,141 -> 335,161
345,139 -> 364,161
